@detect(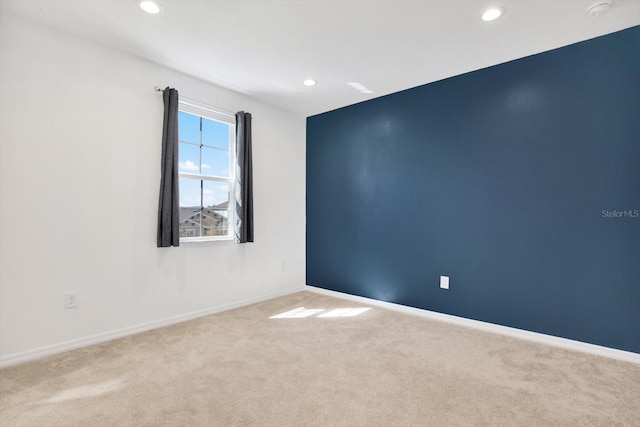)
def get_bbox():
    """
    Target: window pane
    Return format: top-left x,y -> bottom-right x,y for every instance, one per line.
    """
203,208 -> 228,236
179,177 -> 201,238
178,143 -> 200,173
180,209 -> 201,238
178,111 -> 200,144
201,146 -> 229,177
202,180 -> 229,208
202,181 -> 230,236
179,177 -> 201,208
202,118 -> 229,149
